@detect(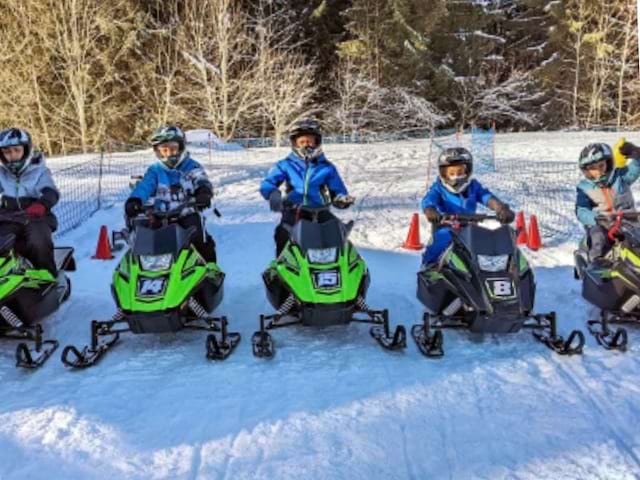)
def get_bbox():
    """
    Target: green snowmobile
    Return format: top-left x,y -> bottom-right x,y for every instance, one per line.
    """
61,199 -> 239,368
0,212 -> 75,368
252,204 -> 406,358
575,211 -> 640,350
